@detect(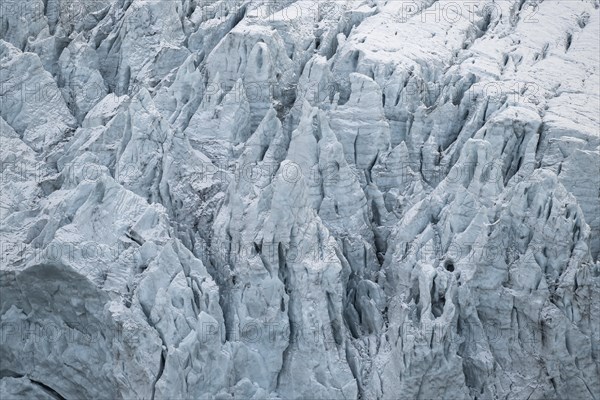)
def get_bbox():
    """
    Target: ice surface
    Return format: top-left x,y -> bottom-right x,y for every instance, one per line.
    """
1,1 -> 599,399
